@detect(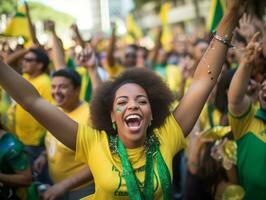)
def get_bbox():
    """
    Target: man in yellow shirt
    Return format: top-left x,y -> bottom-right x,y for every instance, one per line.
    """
34,69 -> 94,200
